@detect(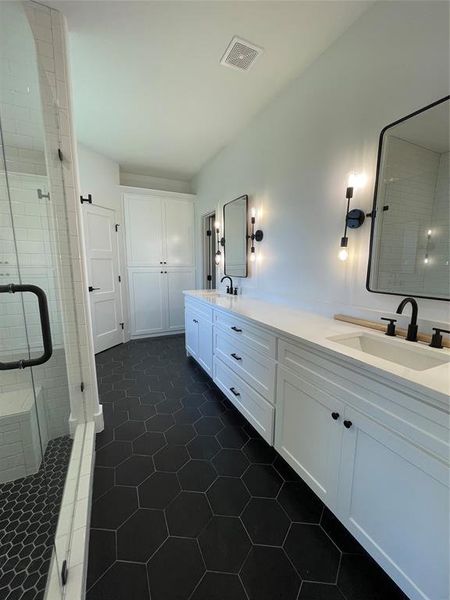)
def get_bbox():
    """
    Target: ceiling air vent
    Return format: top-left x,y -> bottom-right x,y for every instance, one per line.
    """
220,36 -> 263,72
